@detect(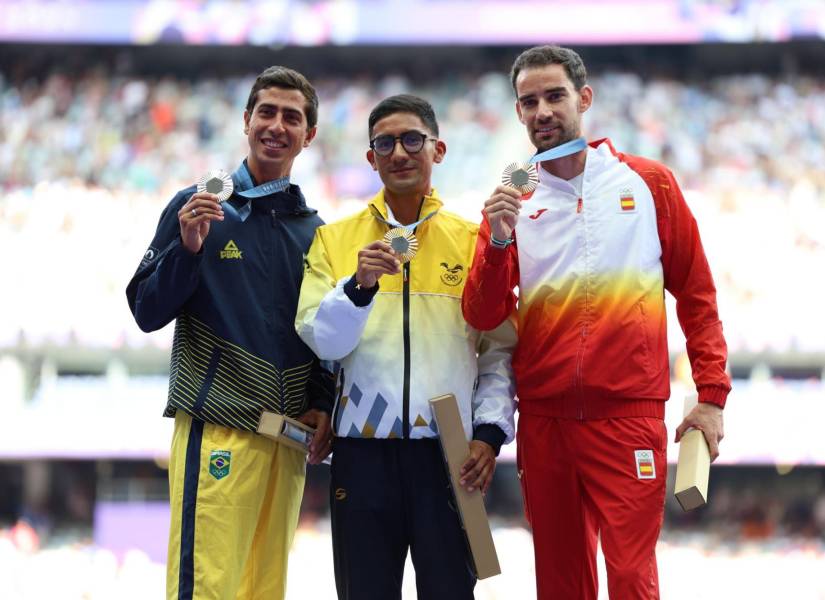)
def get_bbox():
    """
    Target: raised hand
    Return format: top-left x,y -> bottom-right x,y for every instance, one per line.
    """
178,192 -> 224,254
484,185 -> 522,242
355,240 -> 401,289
